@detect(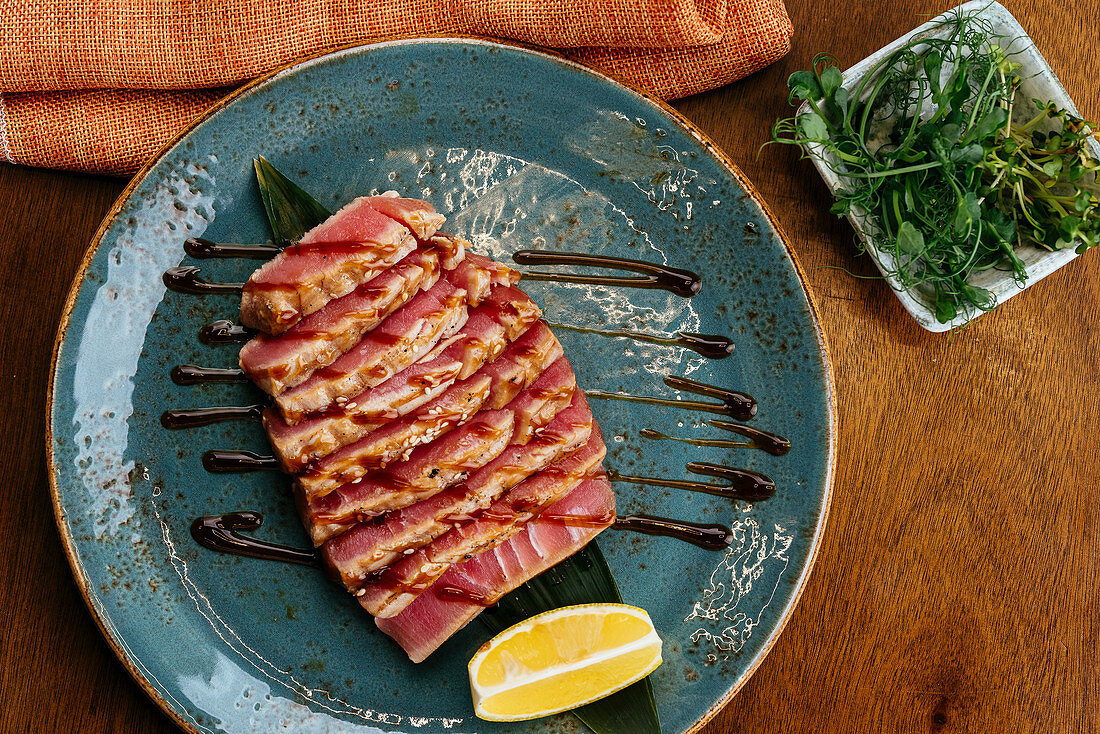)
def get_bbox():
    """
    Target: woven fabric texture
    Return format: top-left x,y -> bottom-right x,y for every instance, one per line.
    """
0,0 -> 791,175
